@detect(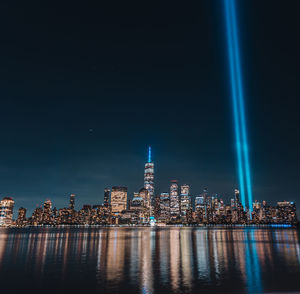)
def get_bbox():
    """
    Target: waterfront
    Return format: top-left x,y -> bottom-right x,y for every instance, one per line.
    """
0,227 -> 300,294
